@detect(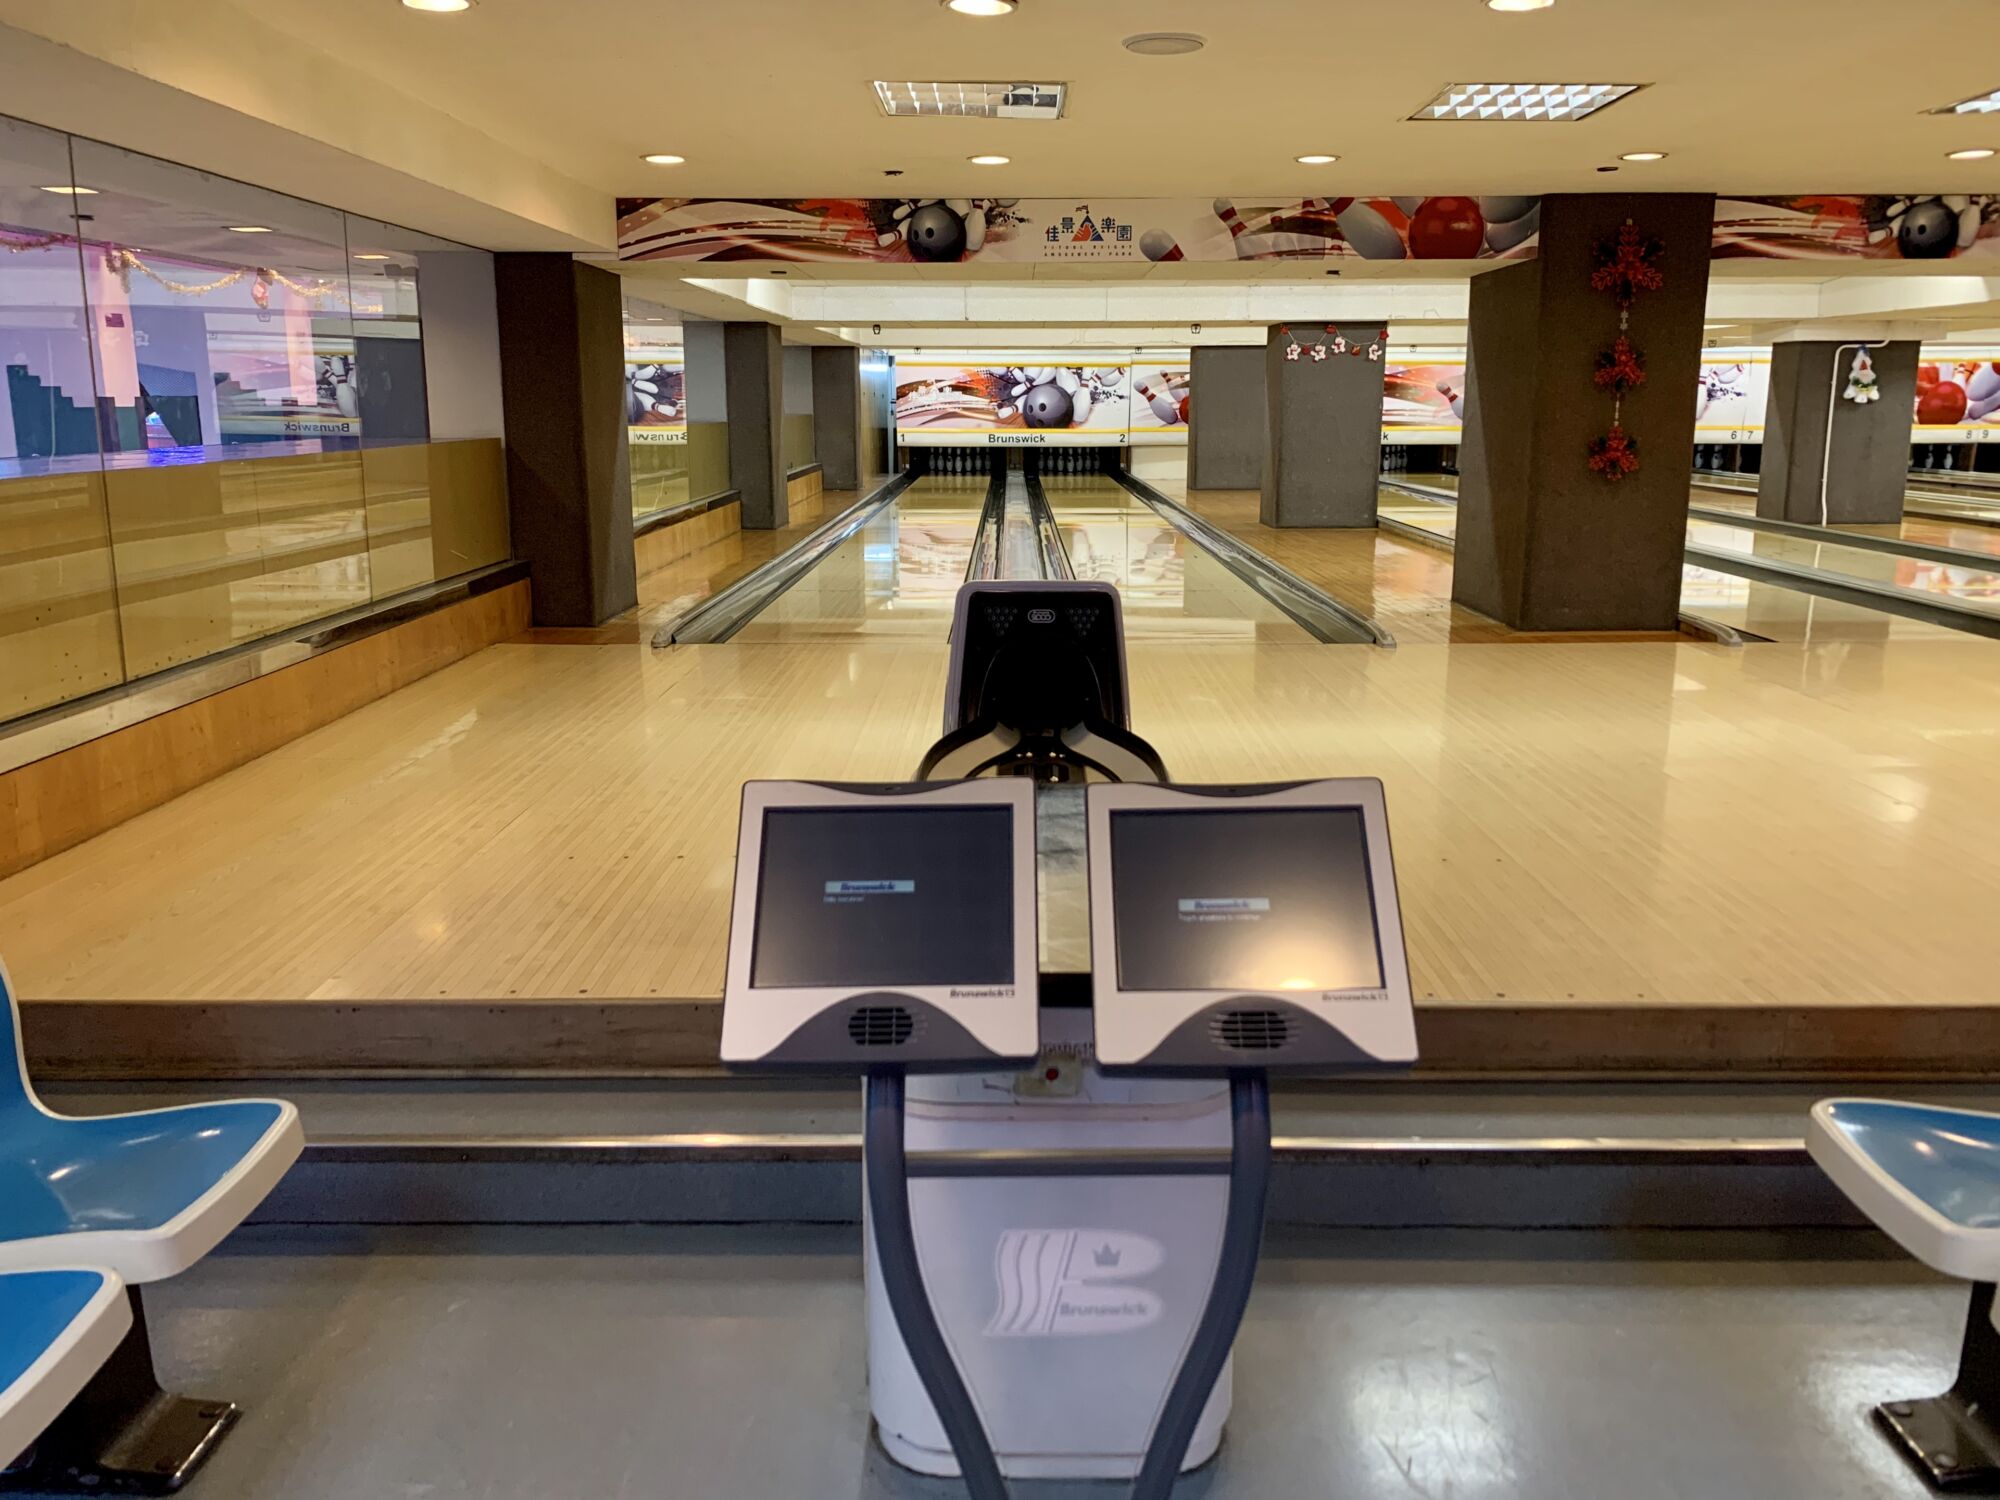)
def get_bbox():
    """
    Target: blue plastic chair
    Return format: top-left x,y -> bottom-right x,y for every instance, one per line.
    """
1810,1098 -> 2000,1491
0,960 -> 300,1493
1,963 -> 302,1283
0,1269 -> 129,1475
